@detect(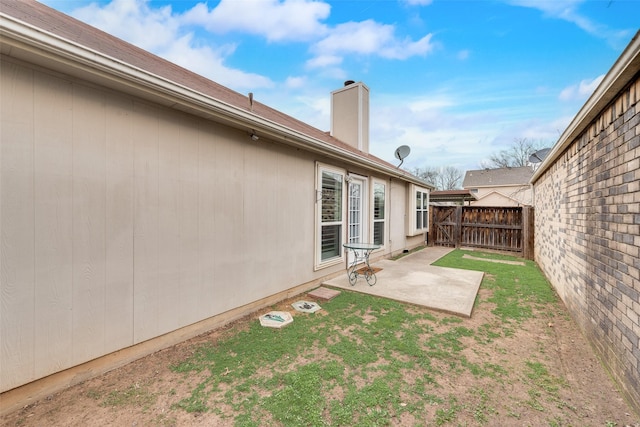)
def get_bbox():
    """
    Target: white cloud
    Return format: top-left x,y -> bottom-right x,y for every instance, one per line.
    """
284,76 -> 307,89
366,92 -> 497,170
504,0 -> 633,47
313,20 -> 393,56
311,20 -> 436,61
256,87 -> 331,132
504,0 -> 583,16
162,33 -> 273,89
305,54 -> 343,69
457,50 -> 470,60
71,0 -> 179,52
180,0 -> 331,42
67,0 -> 273,90
66,0 -> 433,88
530,1 -> 601,36
401,0 -> 434,5
558,75 -> 604,102
407,97 -> 455,115
365,83 -> 569,172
